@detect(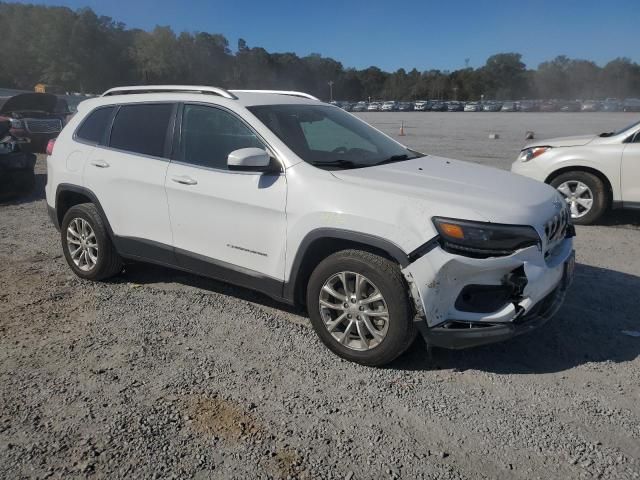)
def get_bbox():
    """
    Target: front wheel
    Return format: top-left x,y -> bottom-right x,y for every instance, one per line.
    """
306,250 -> 417,366
550,171 -> 608,225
